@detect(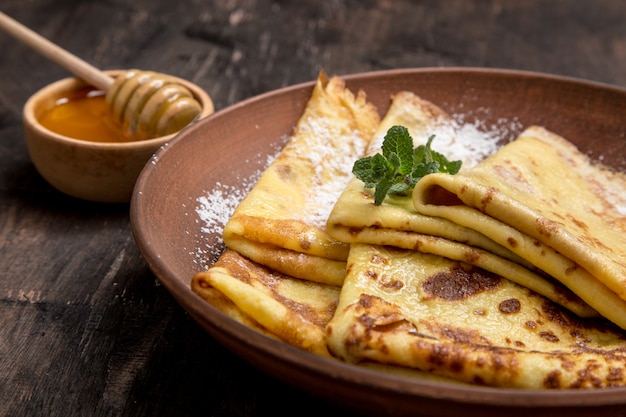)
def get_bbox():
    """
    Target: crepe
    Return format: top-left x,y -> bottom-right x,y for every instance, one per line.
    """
412,126 -> 626,330
326,243 -> 626,389
192,249 -> 340,356
326,92 -> 596,318
221,72 -> 380,286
